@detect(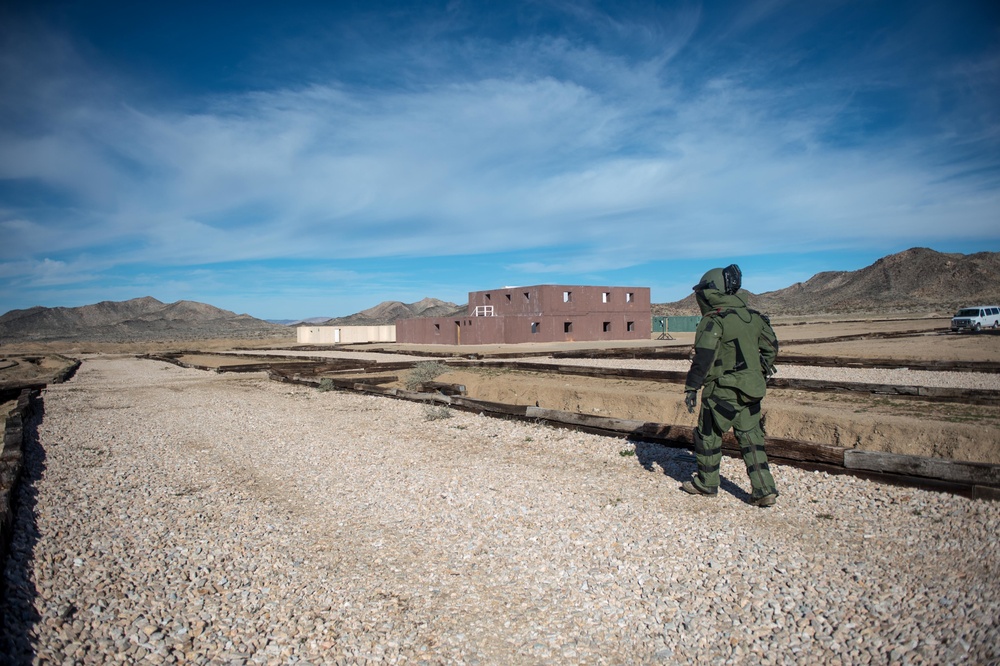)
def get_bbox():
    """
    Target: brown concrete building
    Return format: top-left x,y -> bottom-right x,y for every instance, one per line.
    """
396,284 -> 651,345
